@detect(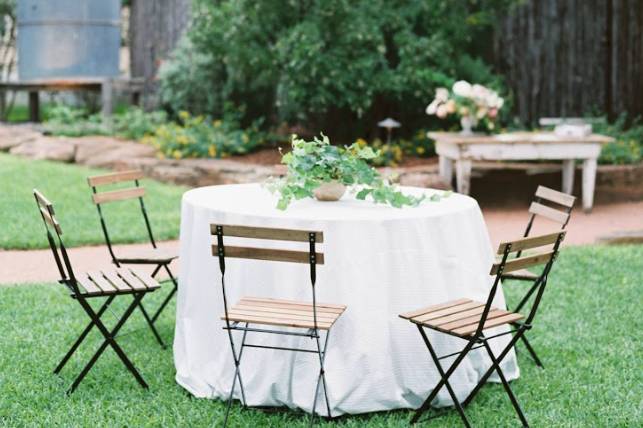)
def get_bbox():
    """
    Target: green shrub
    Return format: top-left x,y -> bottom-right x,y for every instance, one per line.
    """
45,105 -> 108,137
44,105 -> 167,140
593,115 -> 643,165
142,109 -> 265,160
355,129 -> 435,167
160,0 -> 513,140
